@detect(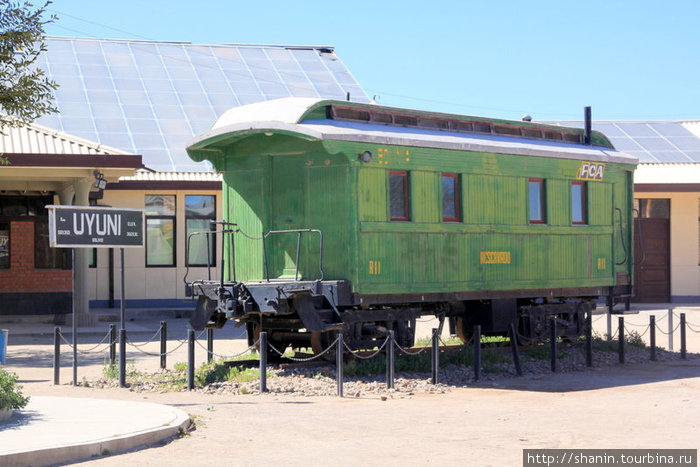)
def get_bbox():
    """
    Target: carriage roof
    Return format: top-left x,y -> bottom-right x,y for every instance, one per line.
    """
187,98 -> 638,166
